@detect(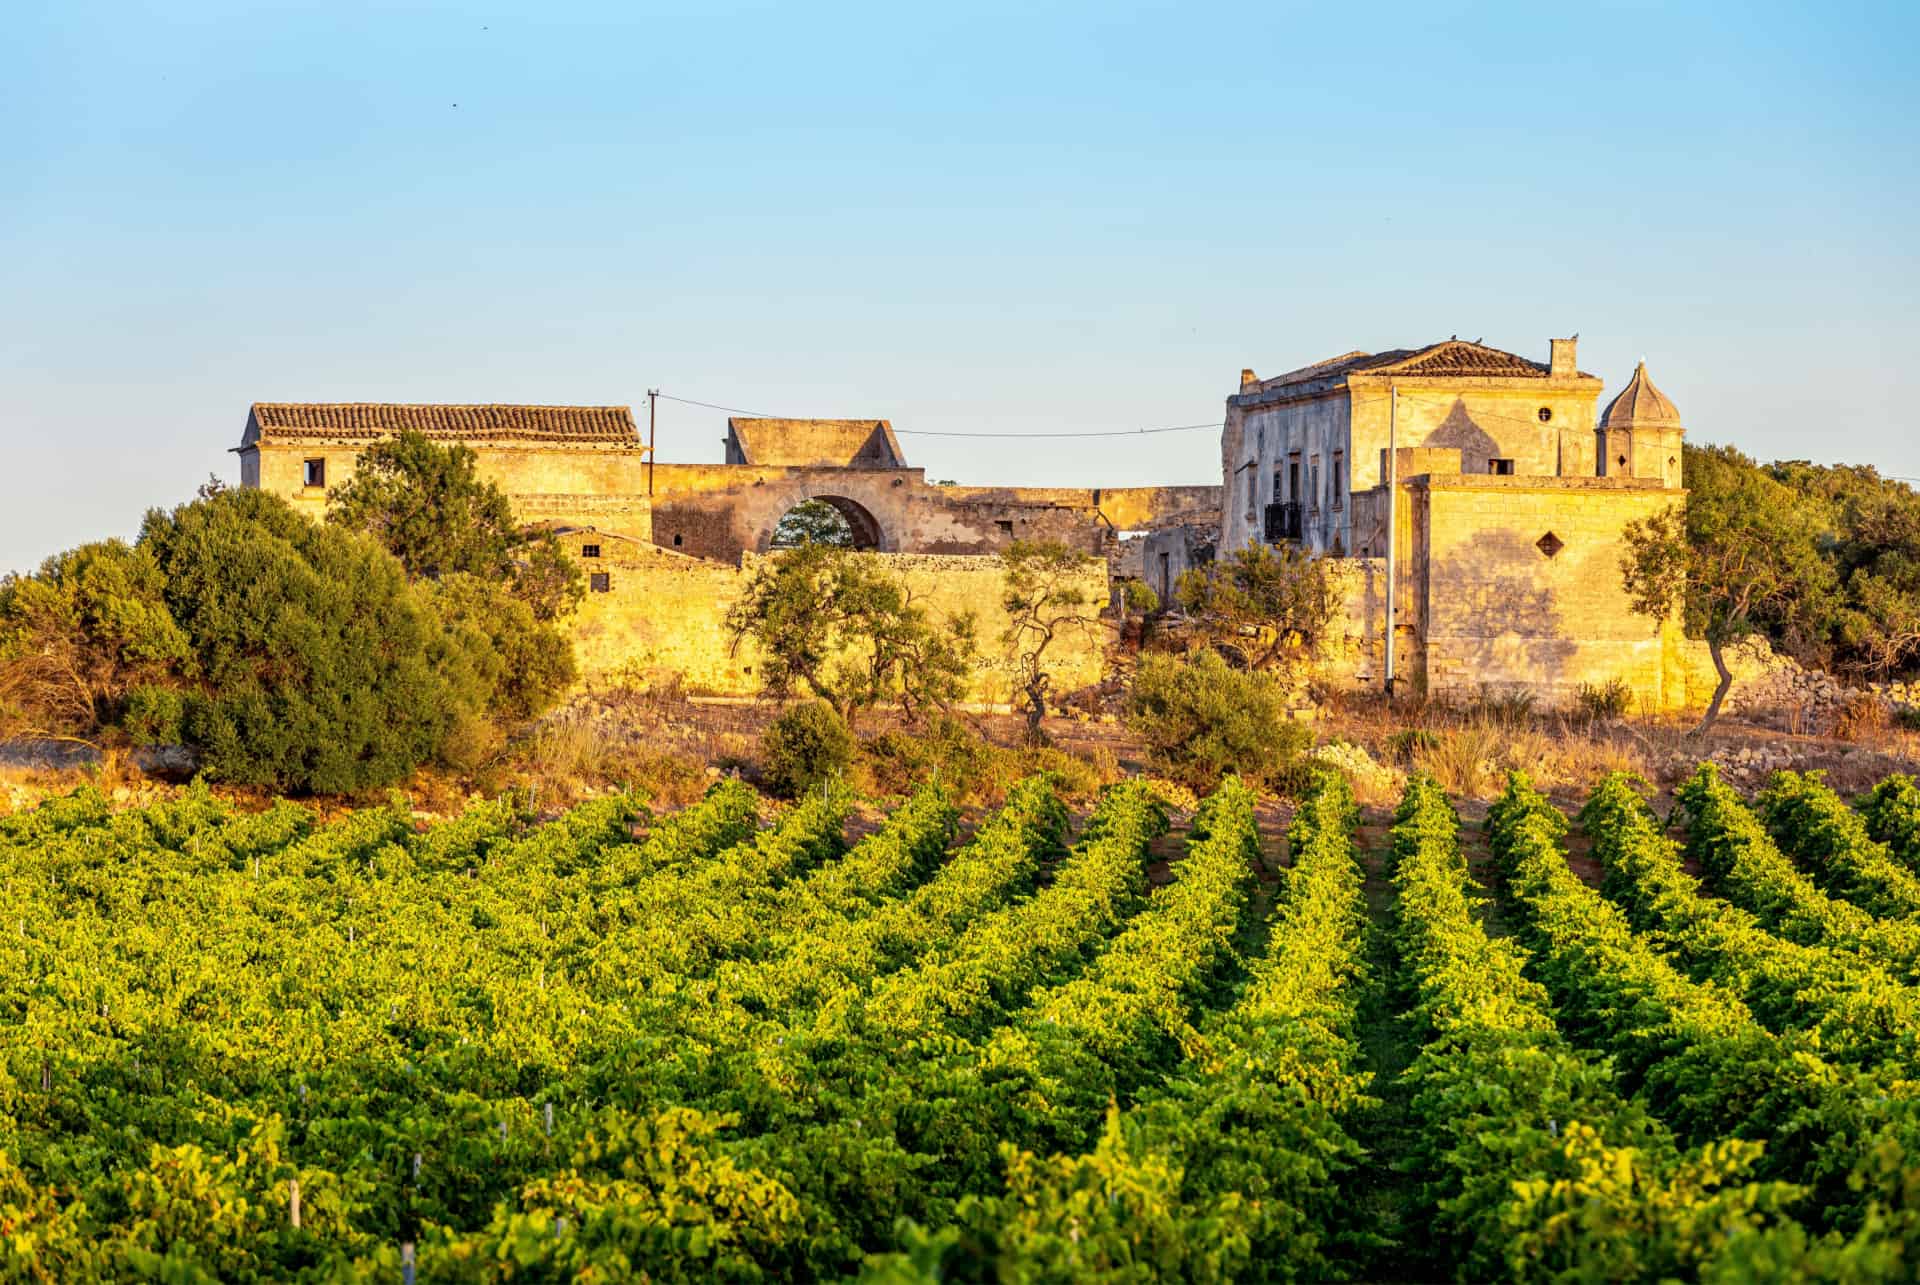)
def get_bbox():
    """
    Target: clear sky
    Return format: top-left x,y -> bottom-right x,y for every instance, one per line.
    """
4,0 -> 1916,573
